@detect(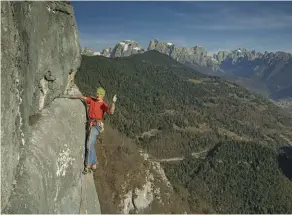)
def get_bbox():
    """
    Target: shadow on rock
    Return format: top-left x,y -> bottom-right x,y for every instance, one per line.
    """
278,146 -> 292,180
79,99 -> 90,165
